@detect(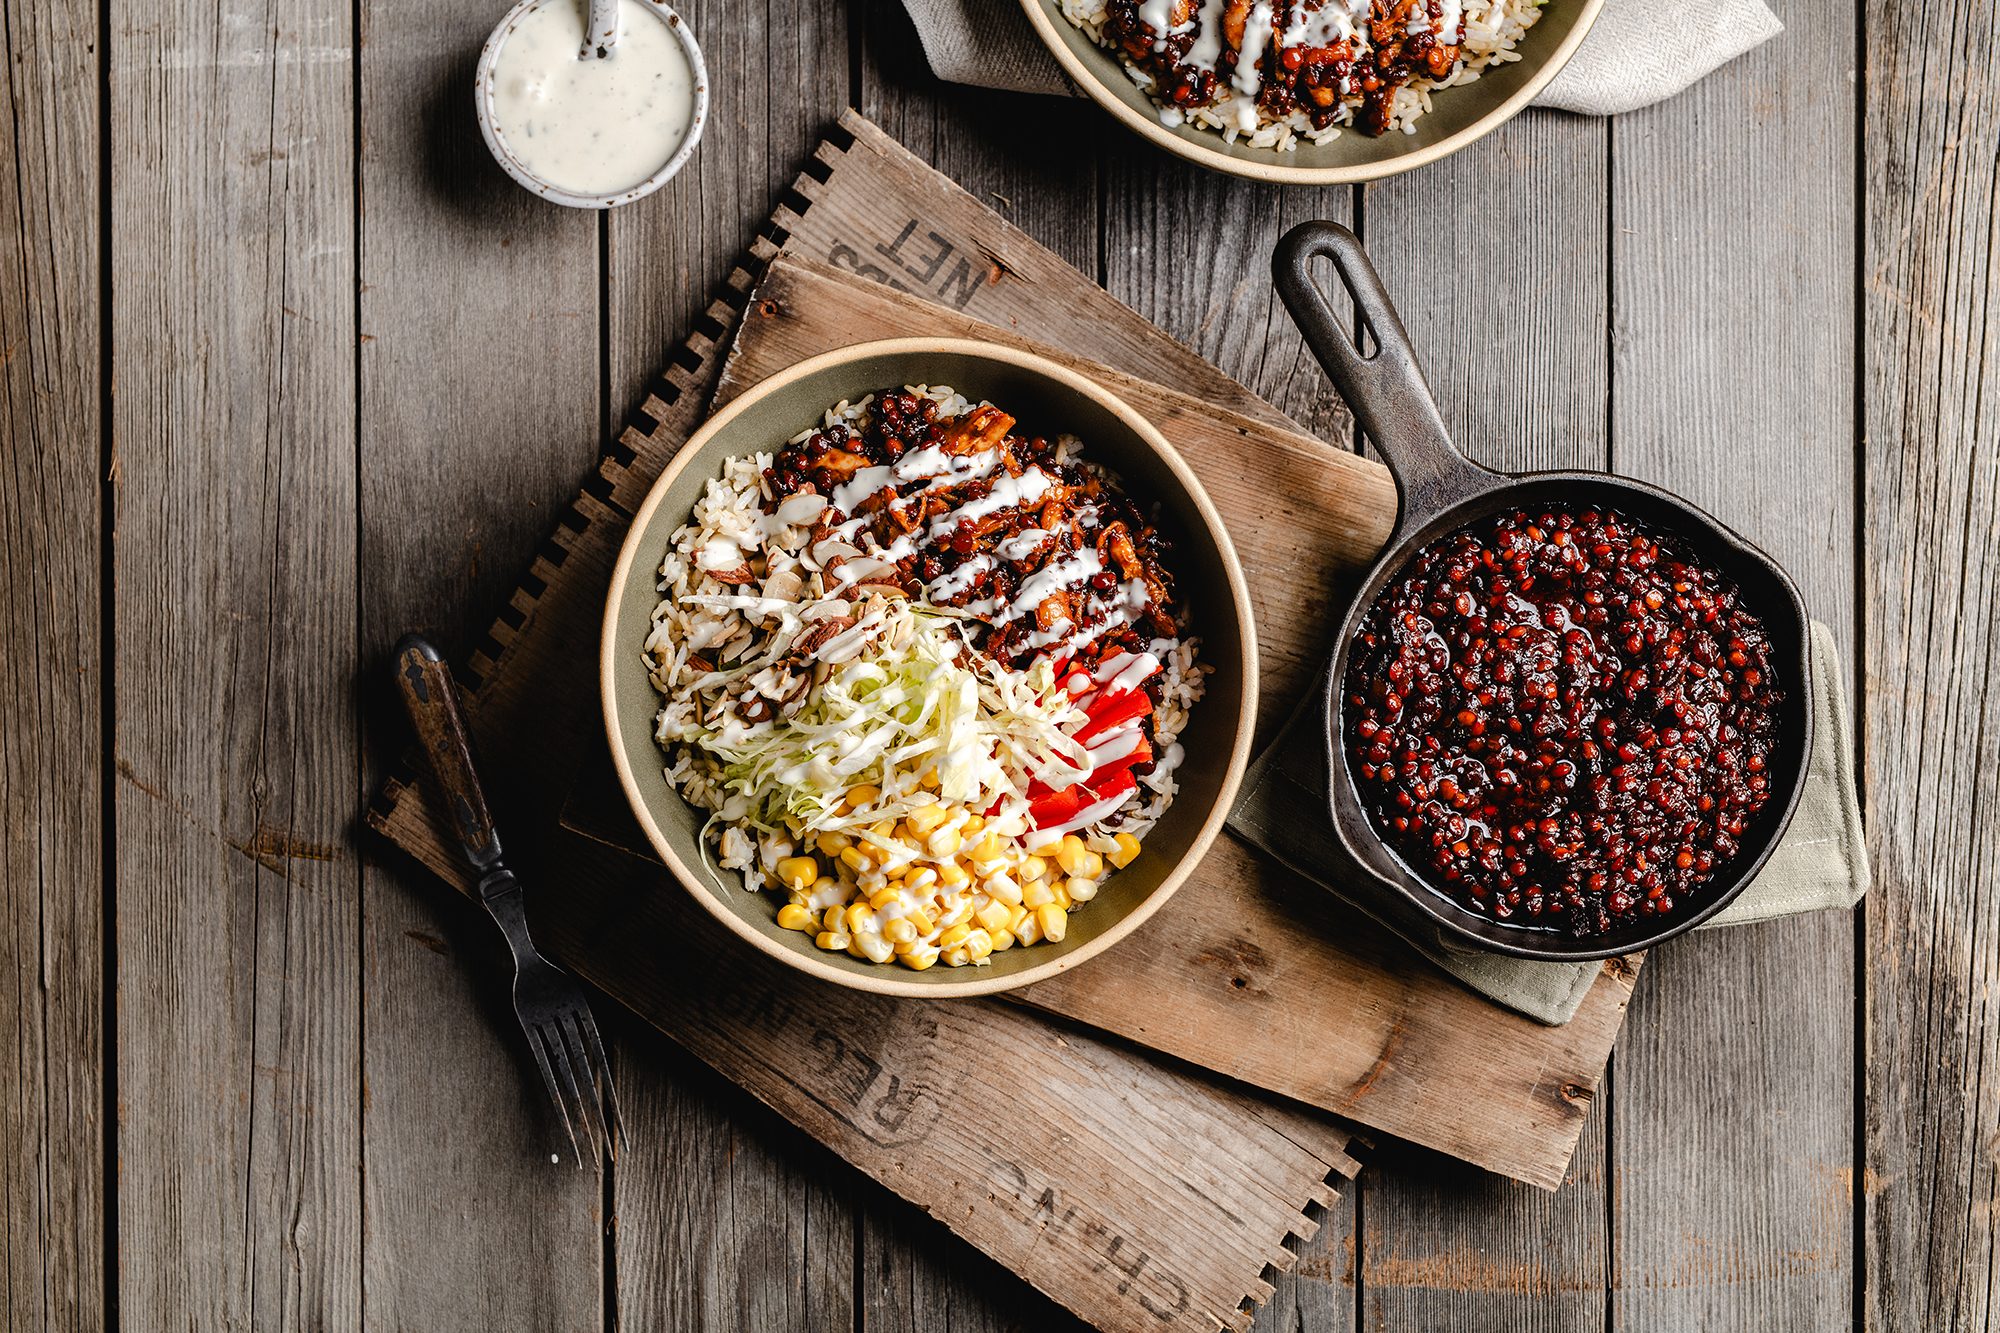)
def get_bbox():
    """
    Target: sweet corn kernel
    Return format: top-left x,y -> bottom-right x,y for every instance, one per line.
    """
1015,914 -> 1044,946
815,831 -> 852,857
938,922 -> 973,949
1108,832 -> 1142,869
1022,879 -> 1055,909
1020,855 -> 1048,884
987,812 -> 1027,838
1008,903 -> 1031,932
839,846 -> 871,874
937,859 -> 970,887
1079,851 -> 1105,879
1065,875 -> 1099,903
815,930 -> 850,951
918,768 -> 940,789
962,814 -> 985,834
1055,835 -> 1089,876
990,928 -> 1016,951
905,908 -> 935,937
856,870 -> 888,894
972,831 -> 1003,861
898,944 -> 939,971
844,784 -> 881,811
859,934 -> 895,964
974,900 -> 1014,933
965,928 -> 994,961
1048,881 -> 1072,911
868,818 -> 896,838
776,904 -> 816,932
1036,903 -> 1068,943
844,902 -> 875,934
846,935 -> 869,958
941,946 -> 970,967
1027,837 -> 1062,857
903,867 -> 939,894
984,874 -> 1024,906
822,904 -> 844,931
775,856 -> 819,891
926,828 -> 963,859
884,917 -> 918,945
905,803 -> 949,837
